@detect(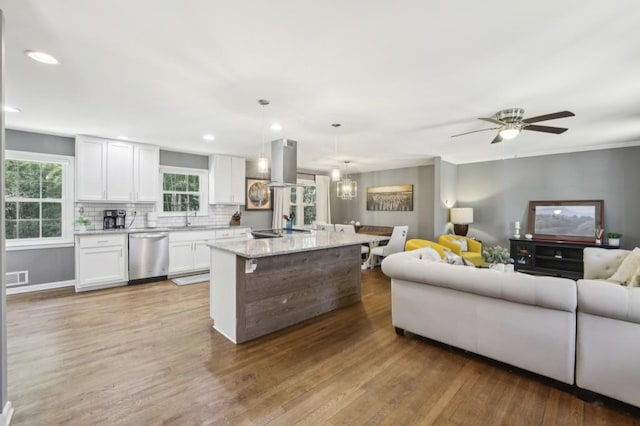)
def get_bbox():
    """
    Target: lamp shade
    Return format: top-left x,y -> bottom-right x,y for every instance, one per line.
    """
450,207 -> 473,224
